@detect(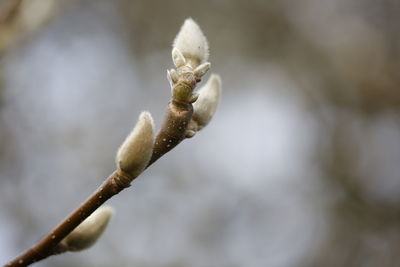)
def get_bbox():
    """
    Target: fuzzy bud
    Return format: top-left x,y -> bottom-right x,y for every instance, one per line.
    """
61,206 -> 114,252
116,111 -> 155,178
194,62 -> 211,79
173,18 -> 209,68
188,74 -> 221,133
172,47 -> 186,68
